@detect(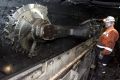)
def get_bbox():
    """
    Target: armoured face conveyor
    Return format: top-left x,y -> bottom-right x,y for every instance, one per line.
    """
4,4 -> 102,57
